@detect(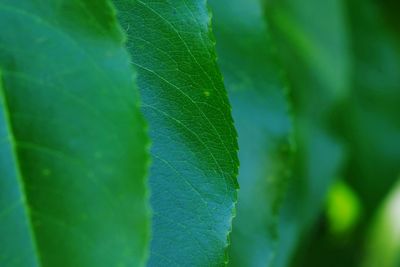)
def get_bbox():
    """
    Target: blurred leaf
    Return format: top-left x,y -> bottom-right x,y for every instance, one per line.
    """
269,0 -> 400,266
113,1 -> 239,266
209,0 -> 293,266
265,0 -> 351,103
362,178 -> 400,267
0,0 -> 150,266
344,0 -> 400,215
264,0 -> 350,266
